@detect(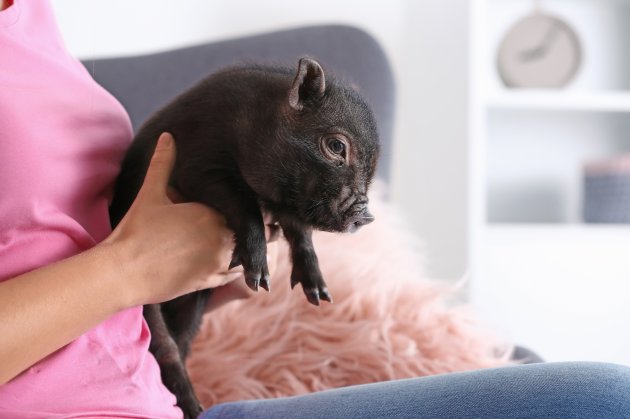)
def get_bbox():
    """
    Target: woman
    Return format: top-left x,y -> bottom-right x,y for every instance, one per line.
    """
1,1 -> 629,418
